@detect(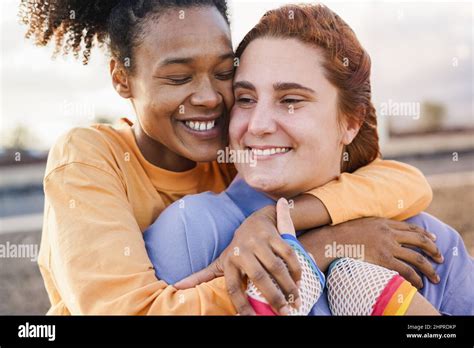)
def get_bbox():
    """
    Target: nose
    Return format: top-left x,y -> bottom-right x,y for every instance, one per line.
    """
247,101 -> 278,137
190,77 -> 223,109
